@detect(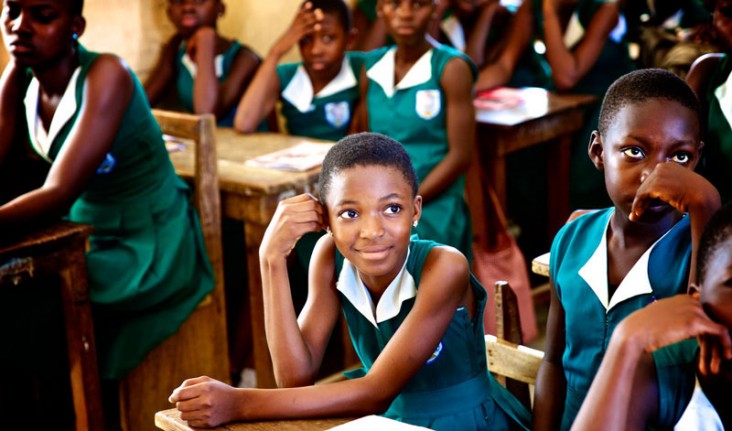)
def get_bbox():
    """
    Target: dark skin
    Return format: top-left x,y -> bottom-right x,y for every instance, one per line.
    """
354,0 -> 474,203
686,0 -> 732,97
0,0 -> 133,230
533,99 -> 721,431
144,0 -> 260,119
